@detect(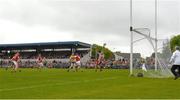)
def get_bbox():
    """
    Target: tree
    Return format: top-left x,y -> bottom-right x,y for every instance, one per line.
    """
91,44 -> 114,60
170,35 -> 180,51
161,39 -> 171,59
151,39 -> 171,59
